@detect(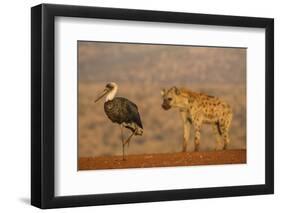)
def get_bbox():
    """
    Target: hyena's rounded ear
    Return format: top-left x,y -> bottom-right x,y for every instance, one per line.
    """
161,89 -> 166,96
174,87 -> 180,95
